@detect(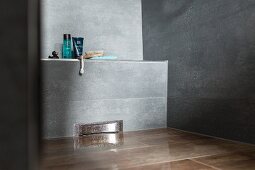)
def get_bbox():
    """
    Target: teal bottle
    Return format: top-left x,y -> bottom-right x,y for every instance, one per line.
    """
62,34 -> 72,58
